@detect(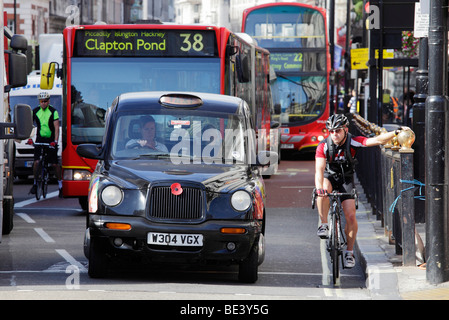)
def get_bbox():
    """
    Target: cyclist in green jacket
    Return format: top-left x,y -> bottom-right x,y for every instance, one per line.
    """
29,92 -> 63,198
